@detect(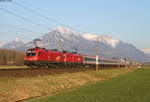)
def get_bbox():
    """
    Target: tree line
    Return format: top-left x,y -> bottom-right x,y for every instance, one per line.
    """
0,49 -> 25,66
